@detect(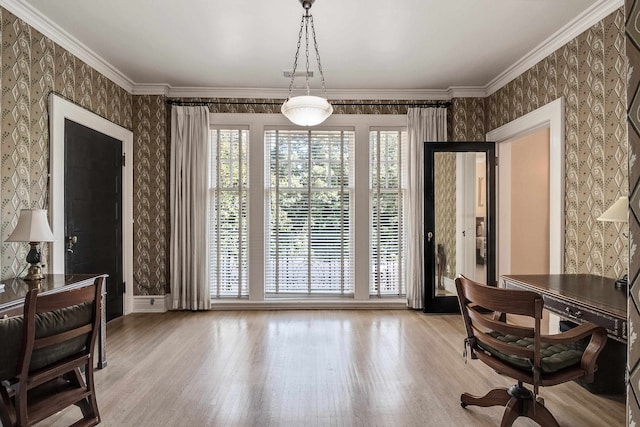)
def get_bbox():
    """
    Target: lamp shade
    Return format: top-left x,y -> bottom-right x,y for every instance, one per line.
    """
5,209 -> 55,242
281,95 -> 333,126
597,196 -> 628,223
